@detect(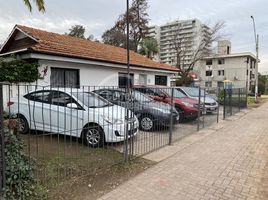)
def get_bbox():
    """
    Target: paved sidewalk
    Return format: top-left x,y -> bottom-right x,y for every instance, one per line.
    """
97,102 -> 268,200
